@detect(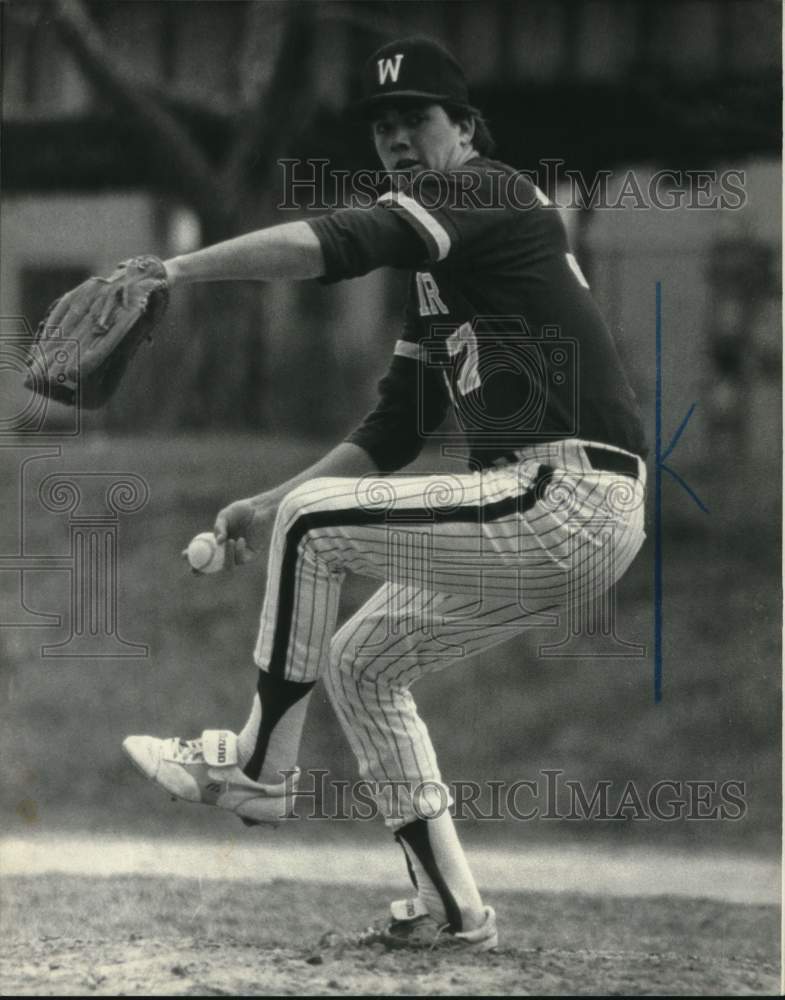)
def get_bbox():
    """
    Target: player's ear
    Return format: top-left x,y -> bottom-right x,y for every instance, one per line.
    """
453,113 -> 475,148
